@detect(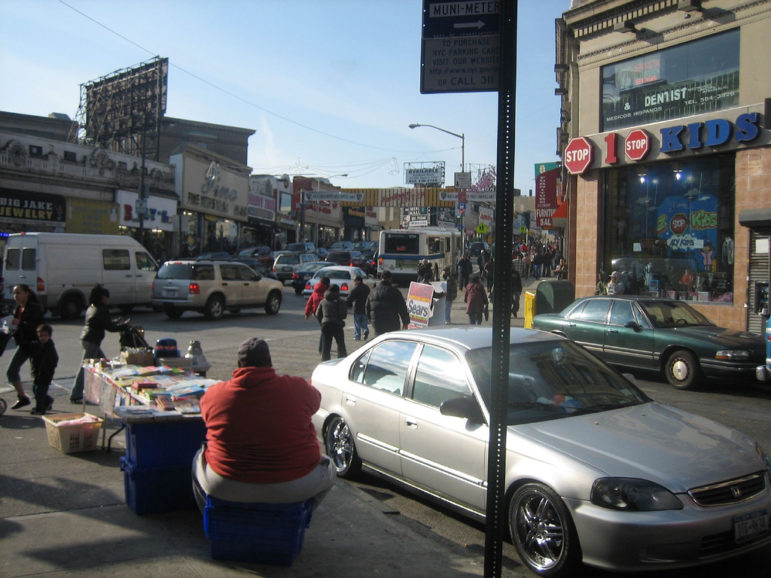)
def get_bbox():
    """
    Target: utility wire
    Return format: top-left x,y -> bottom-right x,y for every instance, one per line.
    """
57,0 -> 429,156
